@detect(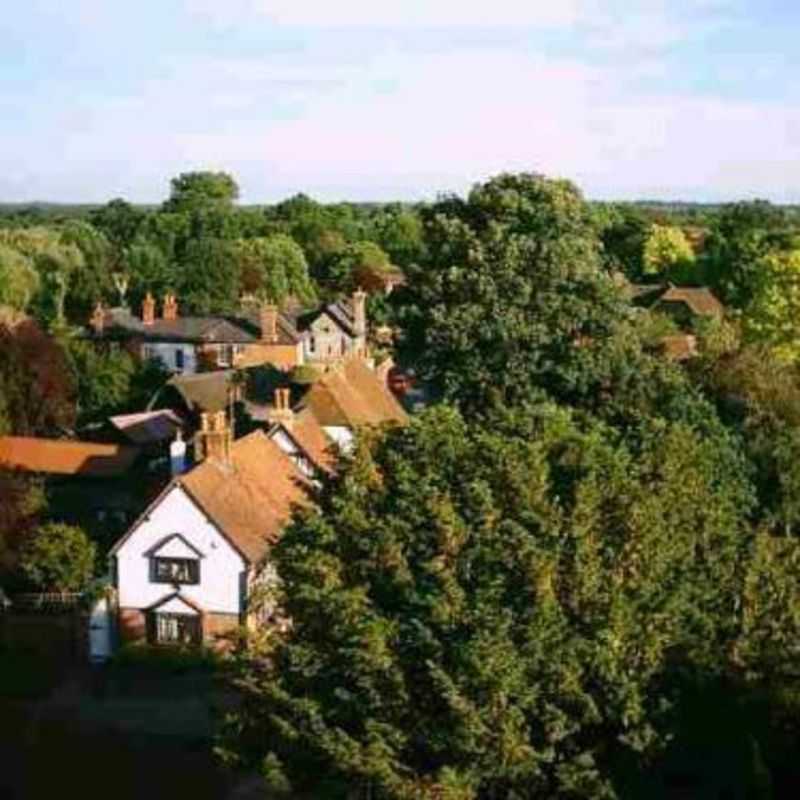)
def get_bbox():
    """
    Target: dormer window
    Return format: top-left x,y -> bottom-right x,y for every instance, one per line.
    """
153,557 -> 199,585
146,533 -> 204,586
